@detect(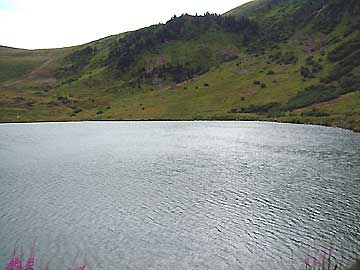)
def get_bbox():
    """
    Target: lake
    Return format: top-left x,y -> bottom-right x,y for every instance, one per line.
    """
0,121 -> 359,270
